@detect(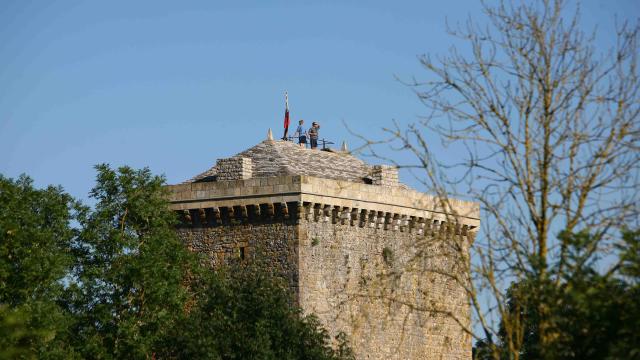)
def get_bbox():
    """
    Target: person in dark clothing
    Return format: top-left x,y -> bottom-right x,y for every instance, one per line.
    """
309,122 -> 320,149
